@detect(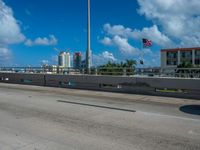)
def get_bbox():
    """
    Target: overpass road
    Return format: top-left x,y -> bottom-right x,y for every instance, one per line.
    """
0,83 -> 199,150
